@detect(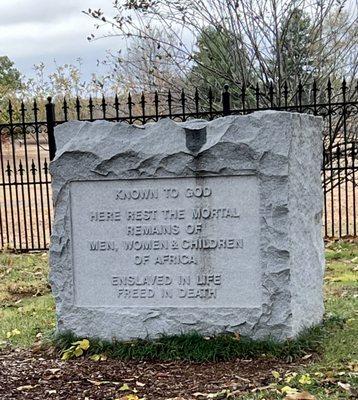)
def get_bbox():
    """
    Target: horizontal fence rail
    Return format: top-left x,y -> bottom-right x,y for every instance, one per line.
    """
0,79 -> 357,251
